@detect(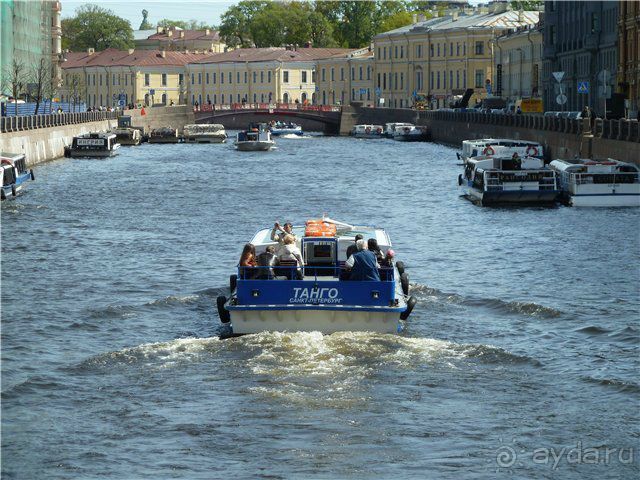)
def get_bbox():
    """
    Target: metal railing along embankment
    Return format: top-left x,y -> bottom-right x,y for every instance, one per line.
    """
1,111 -> 117,134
